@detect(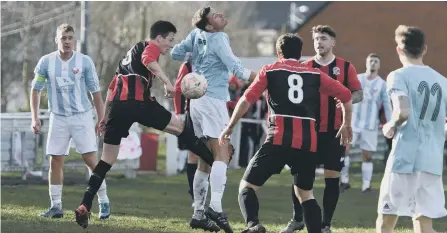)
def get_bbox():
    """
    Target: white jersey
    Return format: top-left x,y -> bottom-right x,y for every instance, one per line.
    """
31,51 -> 100,116
352,73 -> 392,131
